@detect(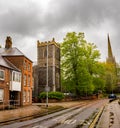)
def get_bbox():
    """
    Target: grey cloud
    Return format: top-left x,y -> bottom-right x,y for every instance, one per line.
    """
0,1 -> 44,37
46,0 -> 120,31
44,0 -> 109,28
0,0 -> 119,37
0,0 -> 120,62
